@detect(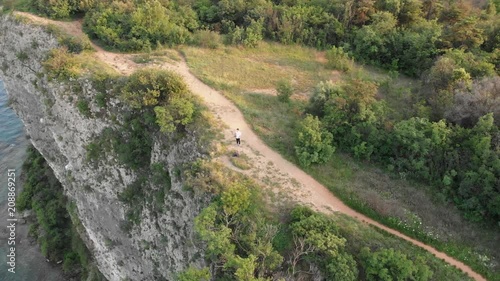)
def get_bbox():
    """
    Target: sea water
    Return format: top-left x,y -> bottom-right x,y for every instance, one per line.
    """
0,81 -> 65,281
